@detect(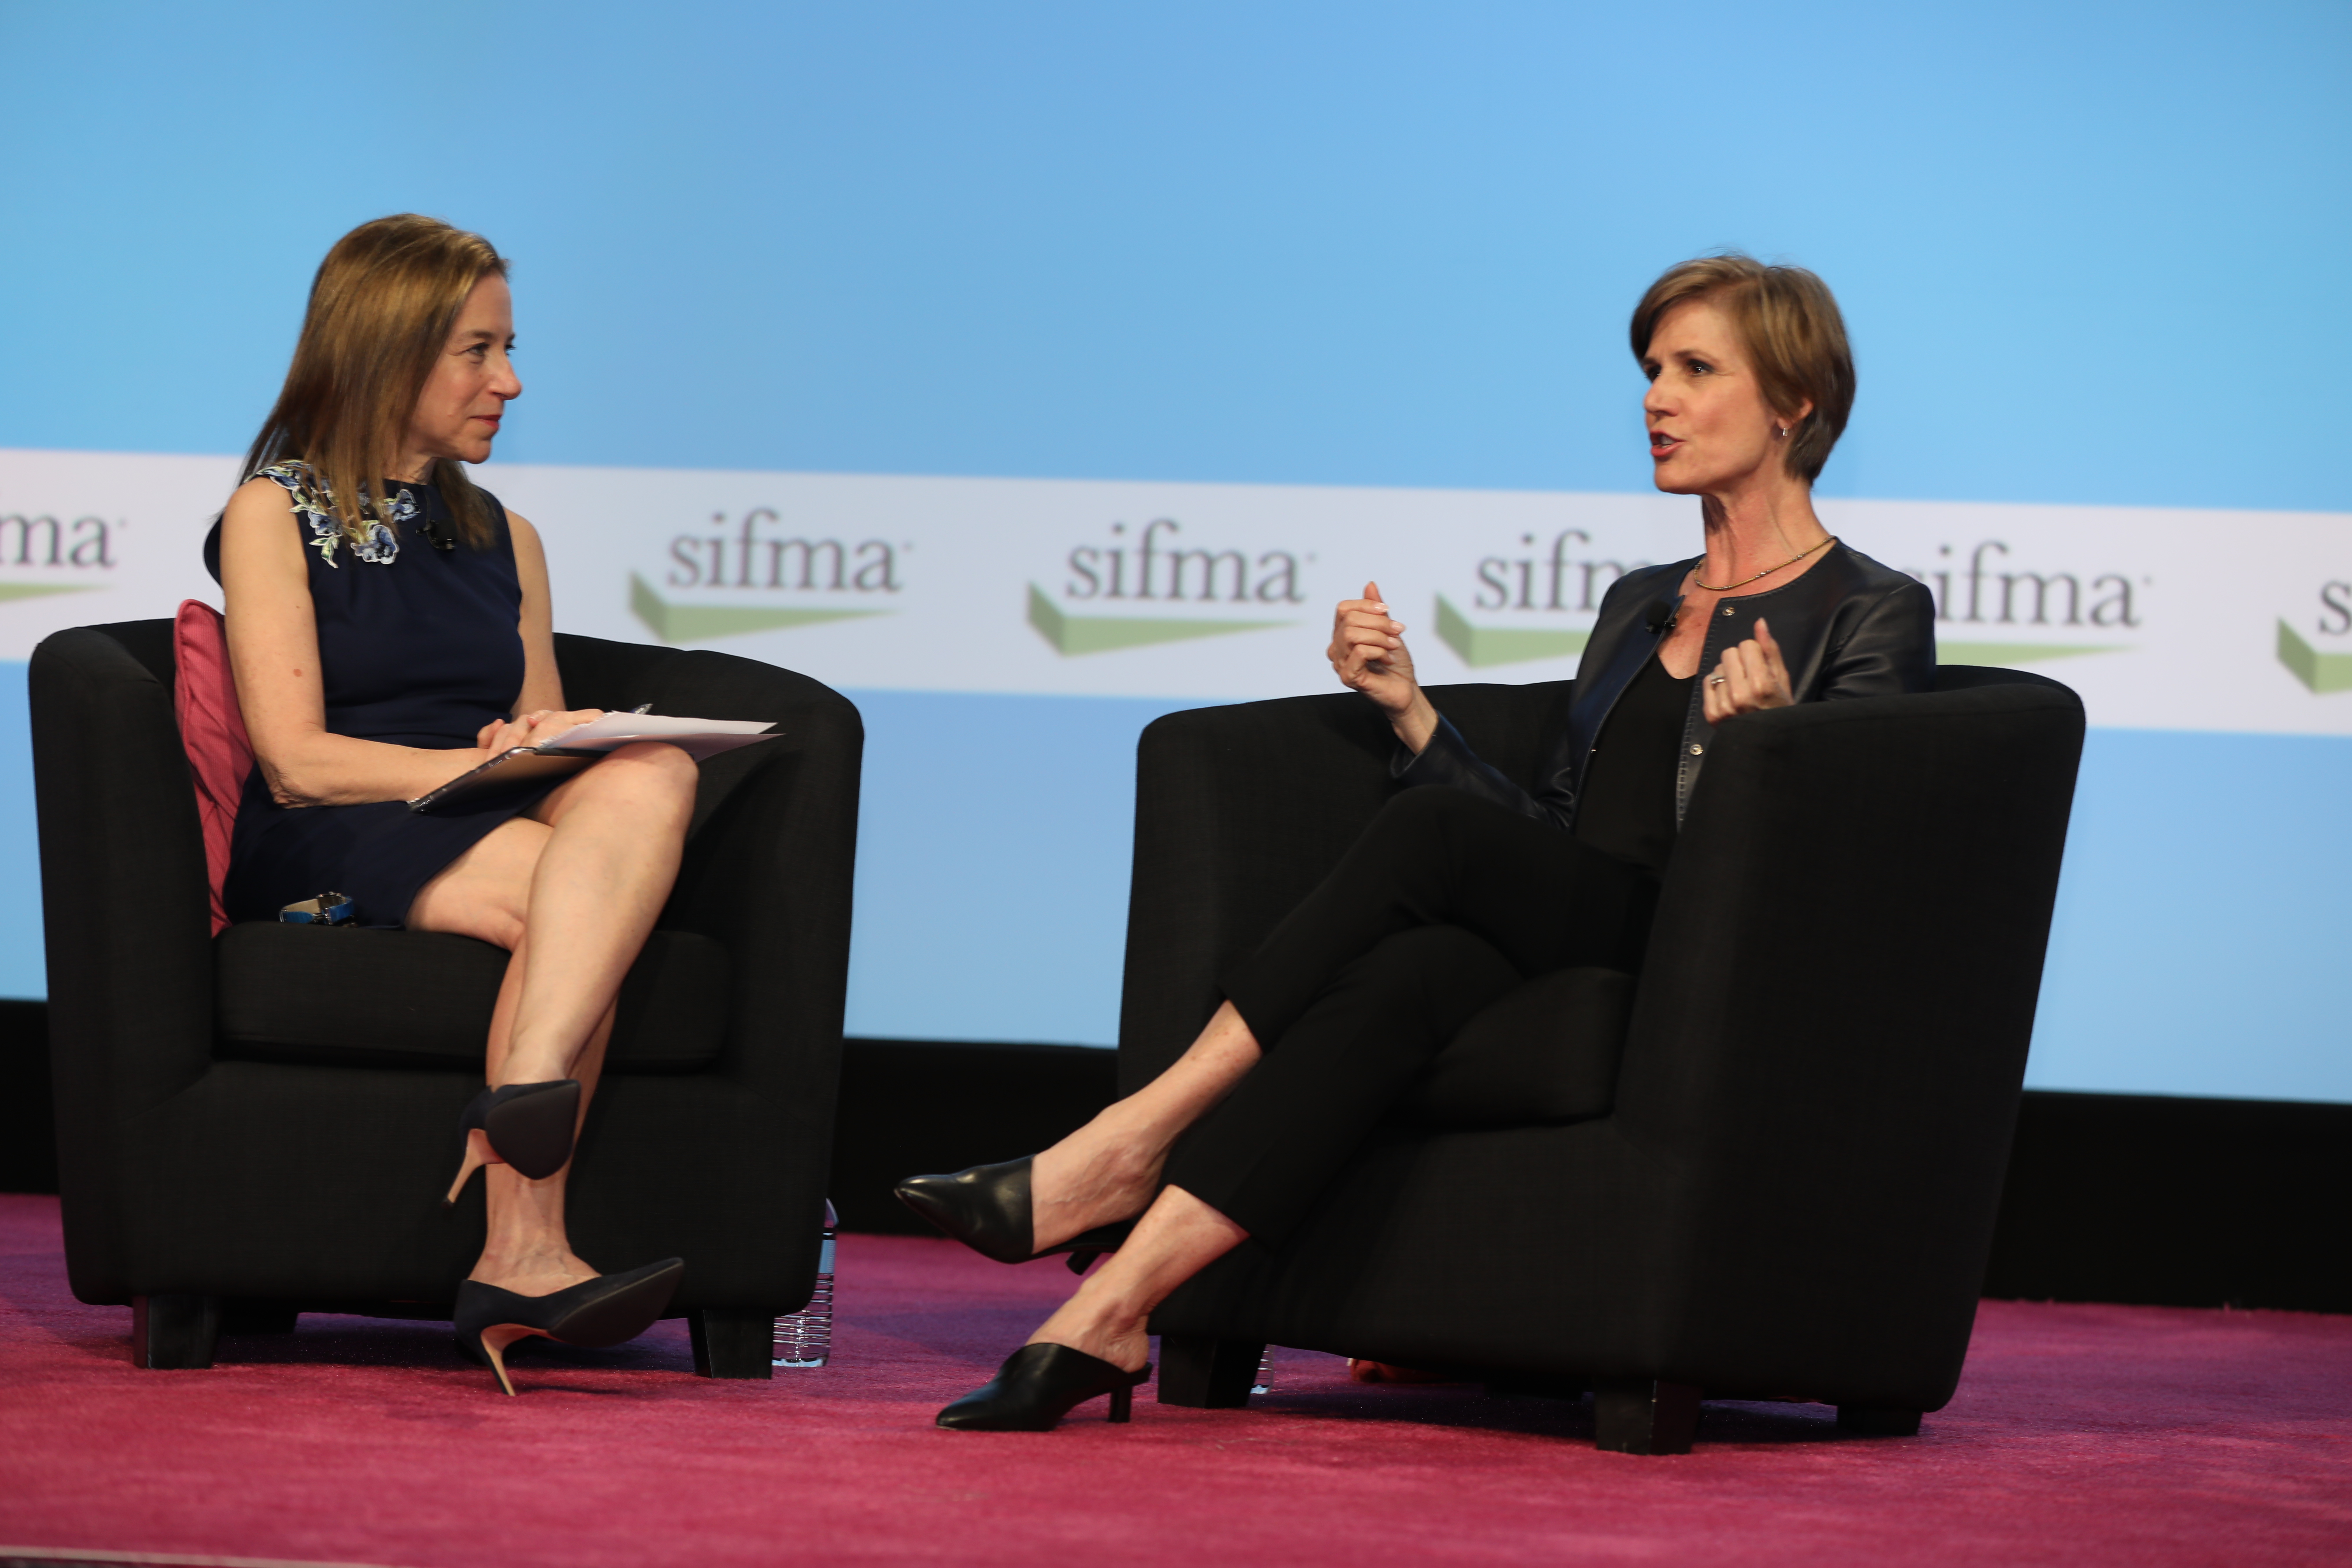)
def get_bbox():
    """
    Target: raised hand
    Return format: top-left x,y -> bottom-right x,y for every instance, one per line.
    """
1329,580 -> 1439,752
1702,617 -> 1794,724
1328,581 -> 1420,713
